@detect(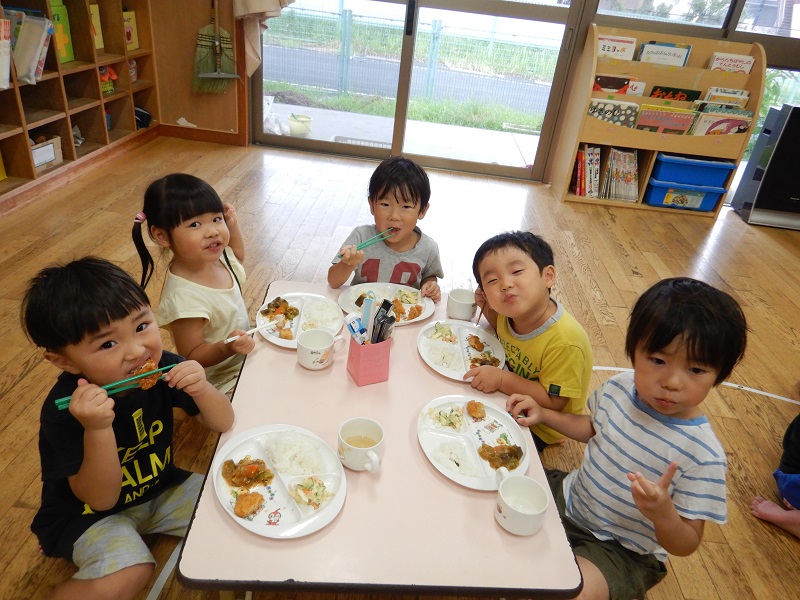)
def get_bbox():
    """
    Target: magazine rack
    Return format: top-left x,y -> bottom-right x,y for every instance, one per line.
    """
547,24 -> 765,219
